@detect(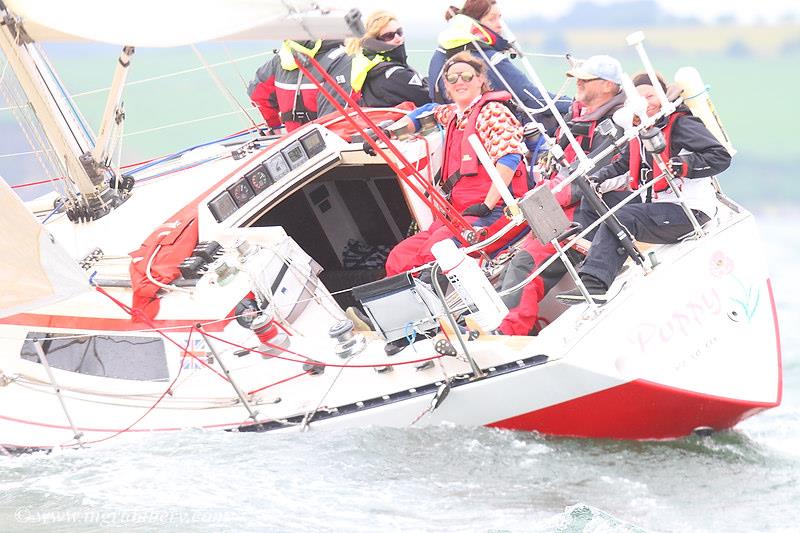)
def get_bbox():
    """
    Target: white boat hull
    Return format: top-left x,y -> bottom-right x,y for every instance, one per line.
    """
0,208 -> 780,450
